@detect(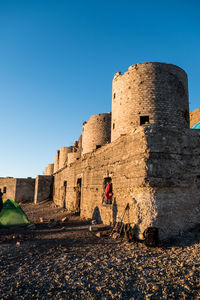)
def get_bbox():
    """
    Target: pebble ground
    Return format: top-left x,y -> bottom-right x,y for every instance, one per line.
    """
0,201 -> 199,299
